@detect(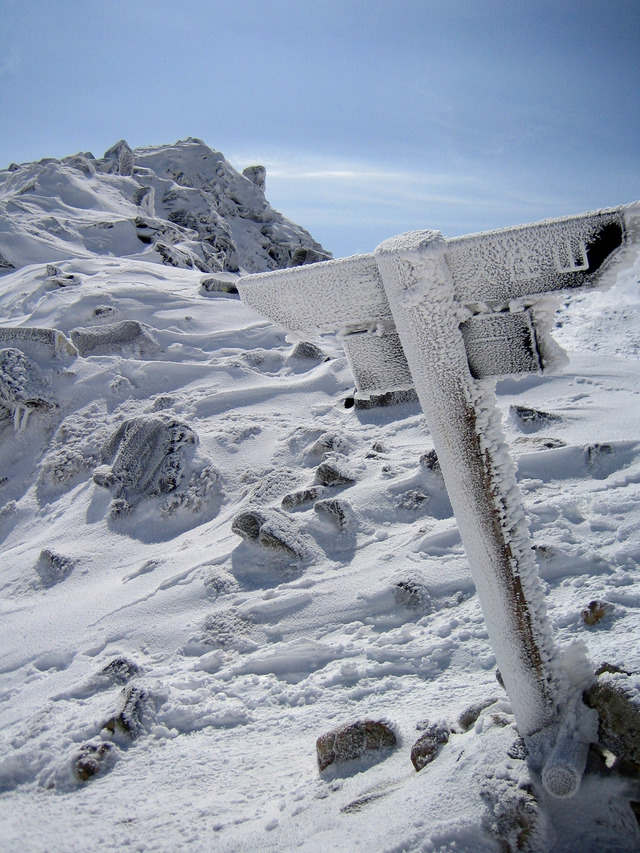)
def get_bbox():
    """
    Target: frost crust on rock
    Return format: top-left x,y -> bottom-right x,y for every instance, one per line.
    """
93,414 -> 219,519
